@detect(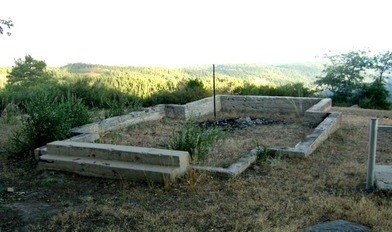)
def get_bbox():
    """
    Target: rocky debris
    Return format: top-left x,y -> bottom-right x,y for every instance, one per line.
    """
196,117 -> 285,130
303,220 -> 370,232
